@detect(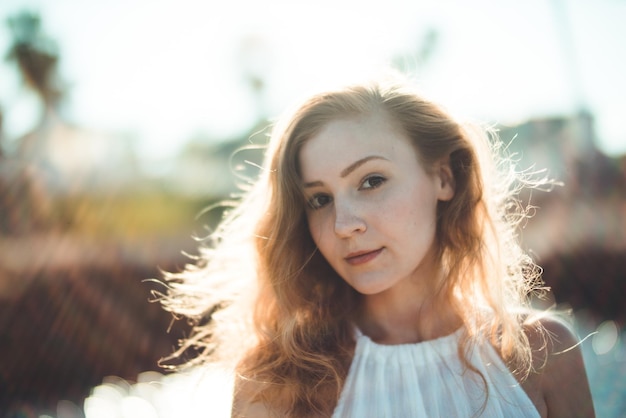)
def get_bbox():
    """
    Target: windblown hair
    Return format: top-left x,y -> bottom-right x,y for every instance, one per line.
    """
159,75 -> 551,416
